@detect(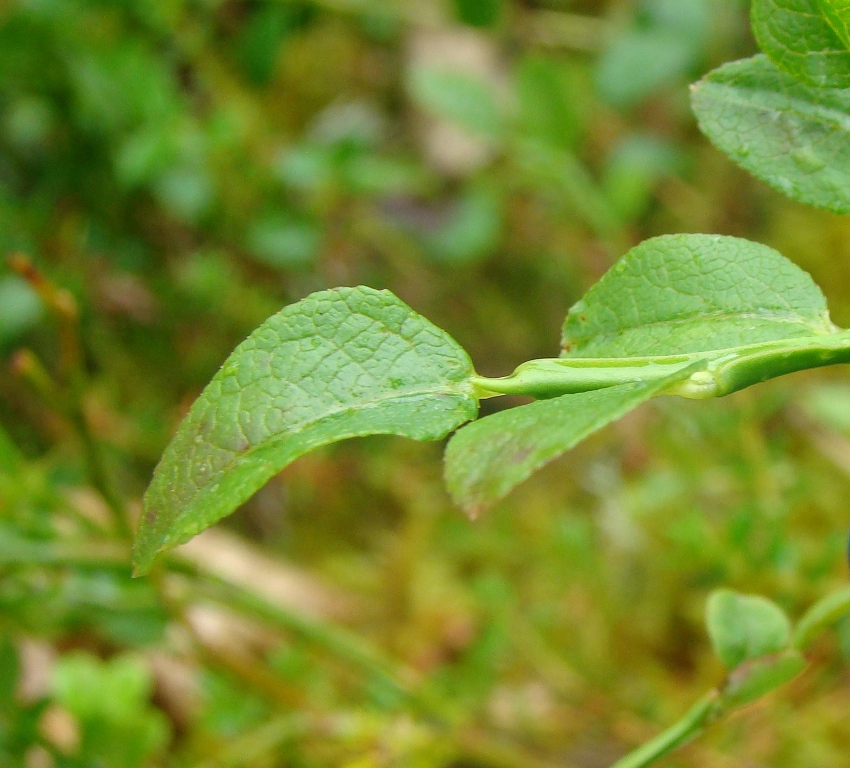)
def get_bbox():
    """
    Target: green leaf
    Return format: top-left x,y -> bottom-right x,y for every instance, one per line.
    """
134,287 -> 477,574
408,68 -> 504,138
561,234 -> 833,357
444,363 -> 697,516
245,214 -> 321,270
470,222 -> 850,460
426,186 -> 502,265
53,653 -> 170,768
602,134 -> 683,221
595,0 -> 710,108
514,139 -> 621,237
752,0 -> 850,88
235,4 -> 295,85
706,590 -> 792,670
691,55 -> 850,214
53,653 -> 154,723
722,651 -> 807,707
516,54 -> 583,150
596,28 -> 695,108
818,0 -> 850,50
